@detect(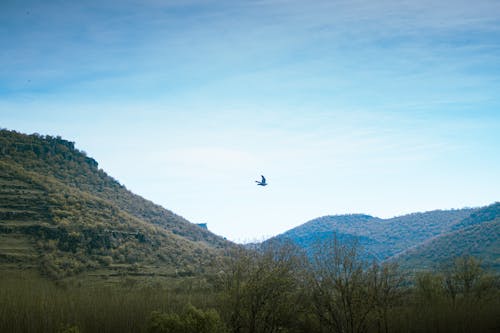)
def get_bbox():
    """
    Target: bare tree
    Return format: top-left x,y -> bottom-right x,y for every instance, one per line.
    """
221,241 -> 304,333
308,237 -> 373,333
367,262 -> 405,333
441,255 -> 496,306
